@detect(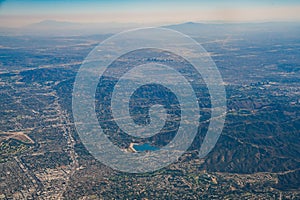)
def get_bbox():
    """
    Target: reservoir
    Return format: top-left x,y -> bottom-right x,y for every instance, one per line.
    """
132,143 -> 159,152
